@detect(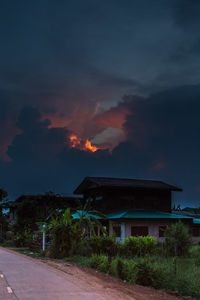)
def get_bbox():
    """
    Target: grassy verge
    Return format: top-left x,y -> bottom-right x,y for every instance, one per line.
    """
63,255 -> 200,300
10,247 -> 45,258
0,244 -> 44,258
